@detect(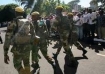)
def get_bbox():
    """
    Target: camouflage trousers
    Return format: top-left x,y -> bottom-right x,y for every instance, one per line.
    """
11,44 -> 31,74
57,30 -> 74,60
56,31 -> 85,56
32,39 -> 53,65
